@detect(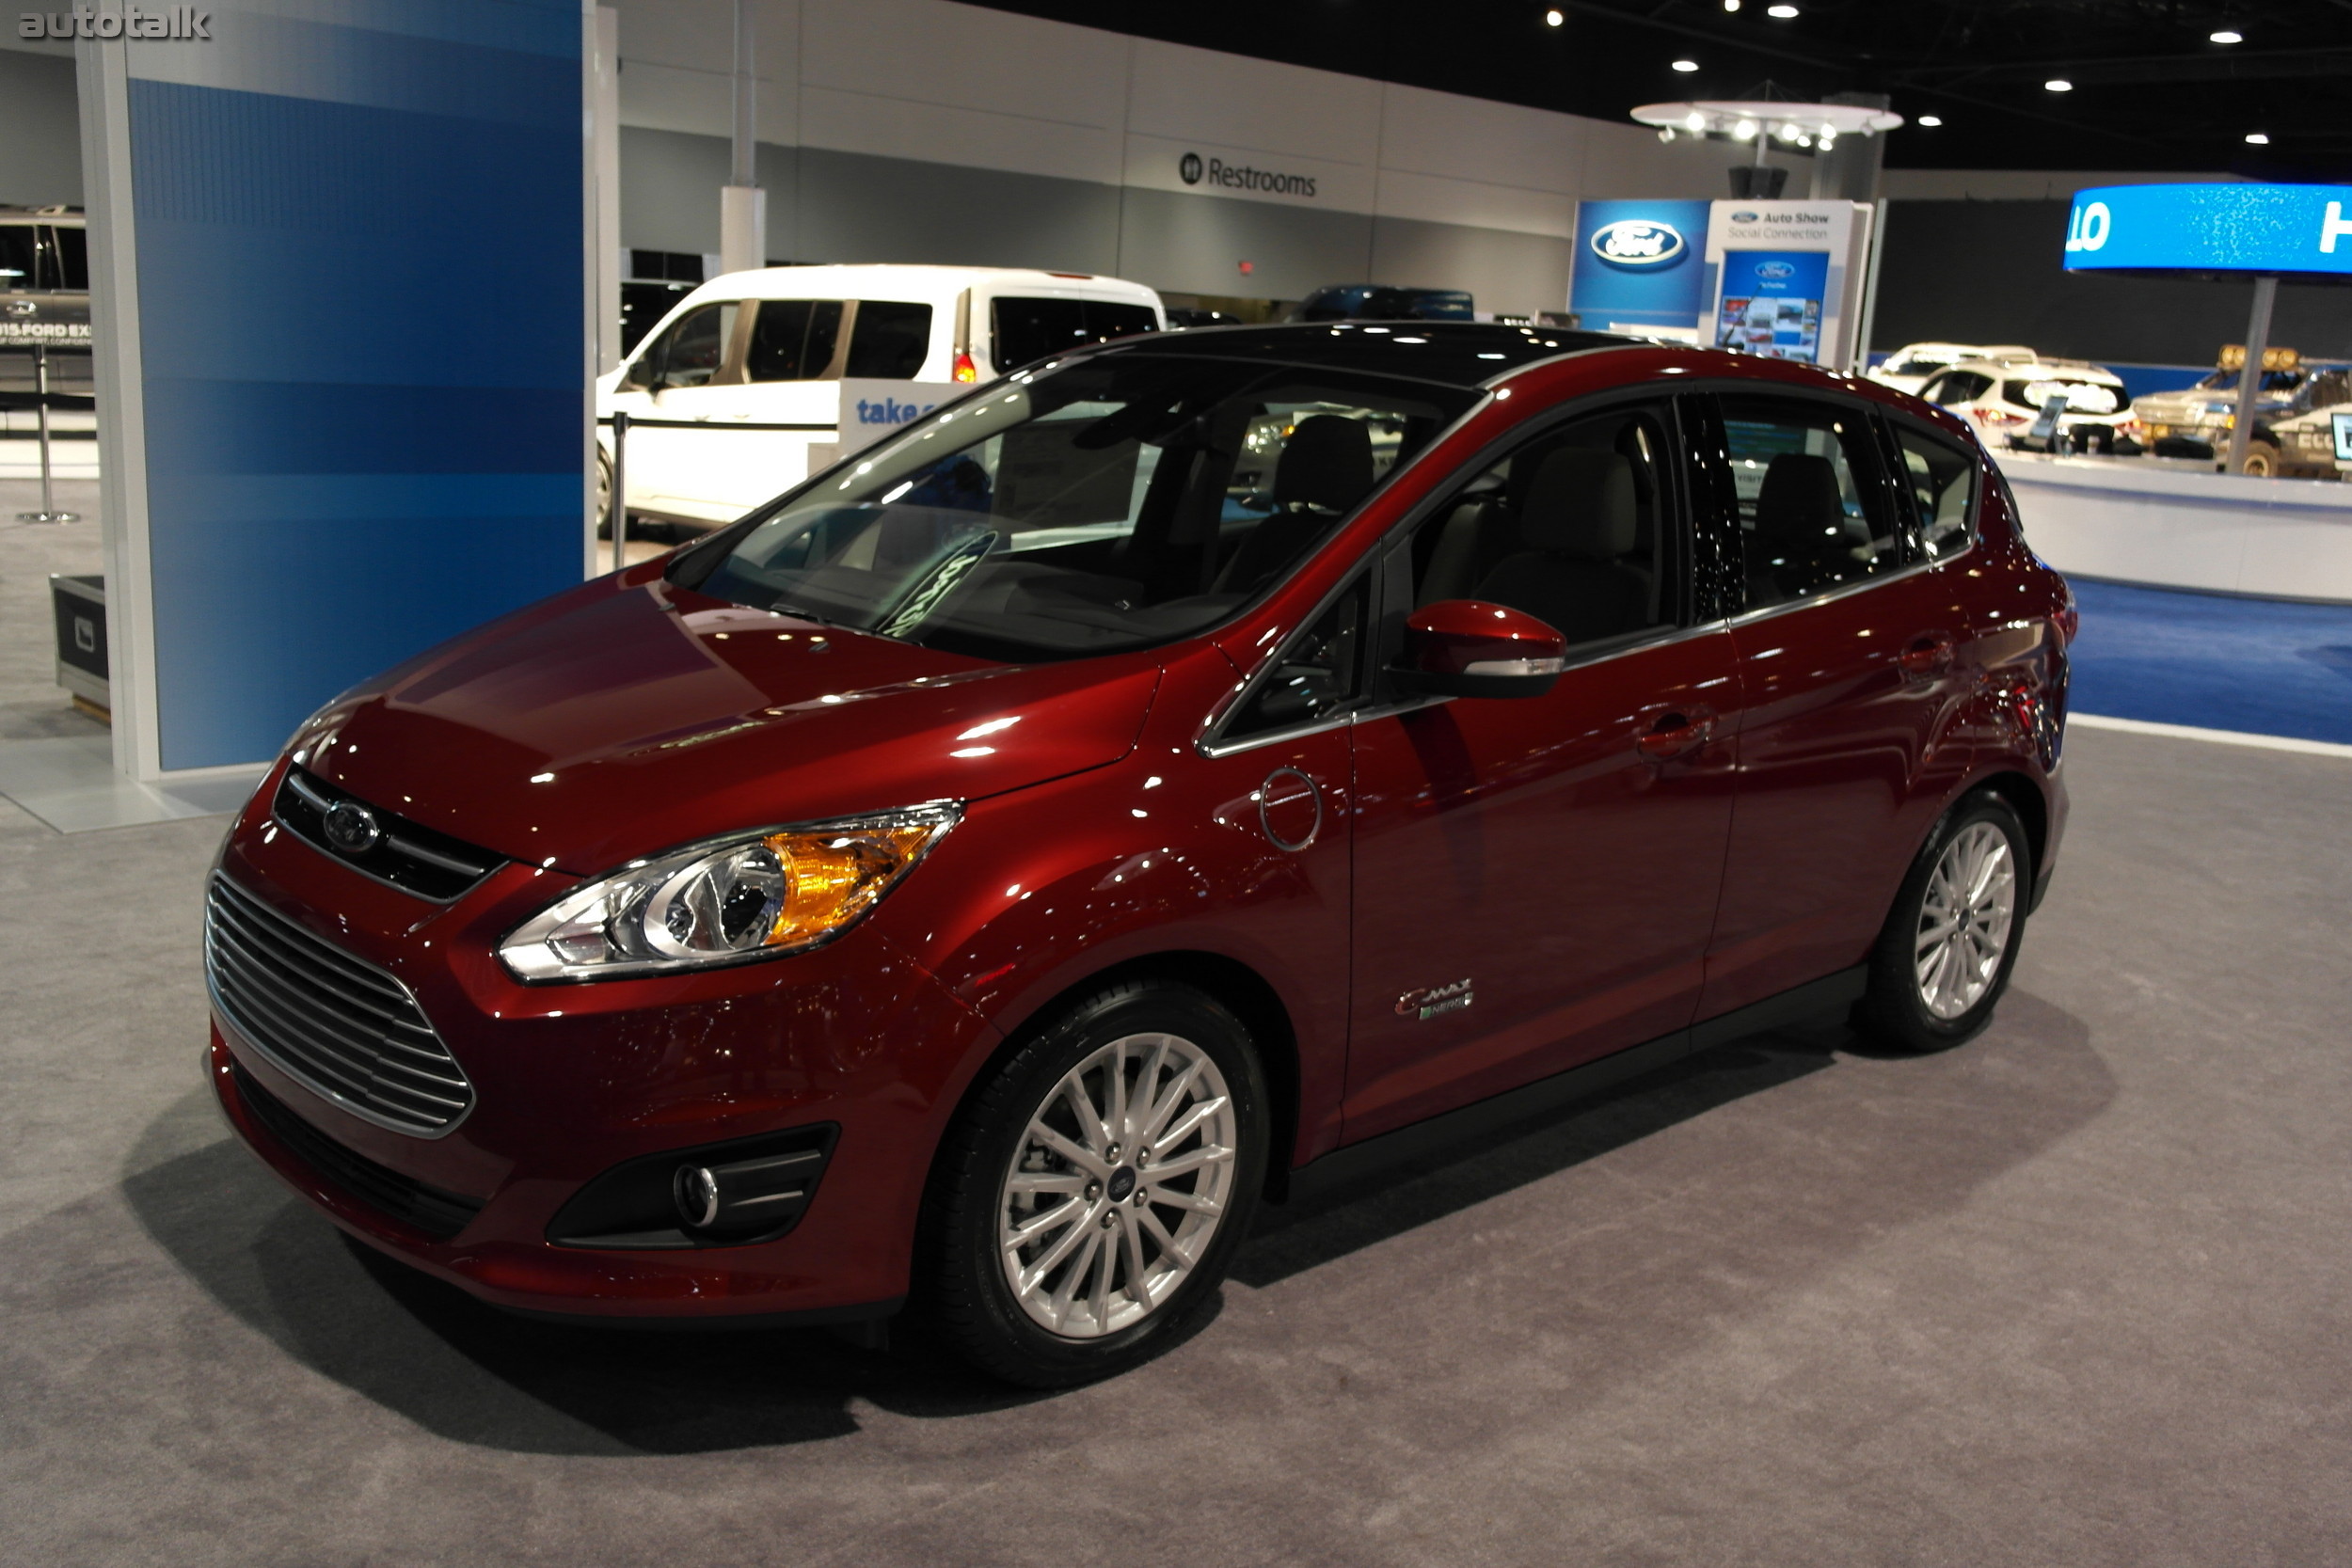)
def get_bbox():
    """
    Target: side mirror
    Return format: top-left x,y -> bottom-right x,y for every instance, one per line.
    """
1389,600 -> 1568,700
